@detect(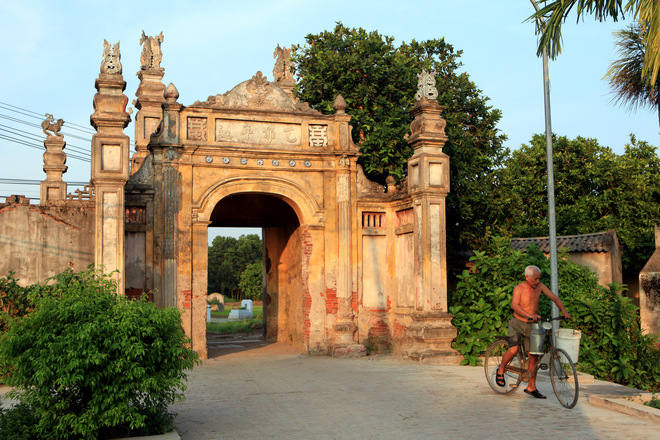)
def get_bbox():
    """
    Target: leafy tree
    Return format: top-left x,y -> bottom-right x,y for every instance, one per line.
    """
0,267 -> 198,439
292,23 -> 508,253
208,234 -> 262,298
238,262 -> 263,301
605,24 -> 660,127
208,235 -> 239,295
496,134 -> 660,275
530,0 -> 660,85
